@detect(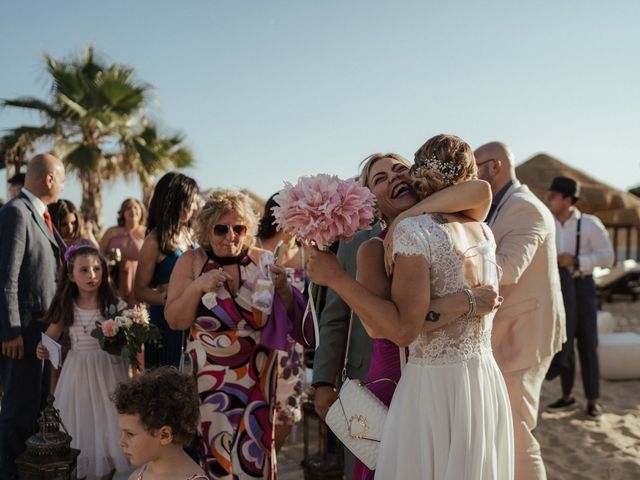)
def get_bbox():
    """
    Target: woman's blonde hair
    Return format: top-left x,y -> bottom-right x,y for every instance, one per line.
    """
411,134 -> 477,199
357,153 -> 412,226
194,189 -> 257,249
358,153 -> 411,188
